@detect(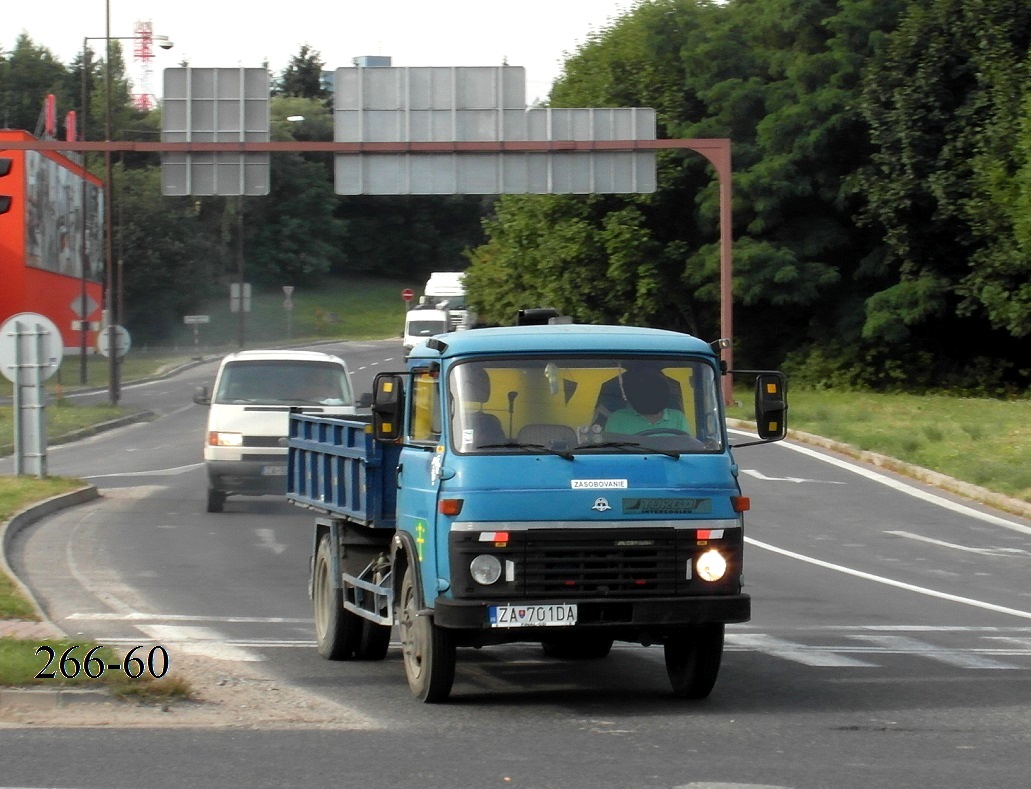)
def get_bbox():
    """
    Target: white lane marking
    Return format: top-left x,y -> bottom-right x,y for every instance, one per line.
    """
256,528 -> 287,555
885,530 -> 1031,557
99,637 -> 319,649
761,436 -> 1031,536
848,634 -> 1018,669
746,537 -> 1031,621
81,462 -> 203,479
741,469 -> 845,485
65,512 -> 139,616
727,633 -> 875,667
67,612 -> 311,623
984,637 -> 1031,652
137,624 -> 264,662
